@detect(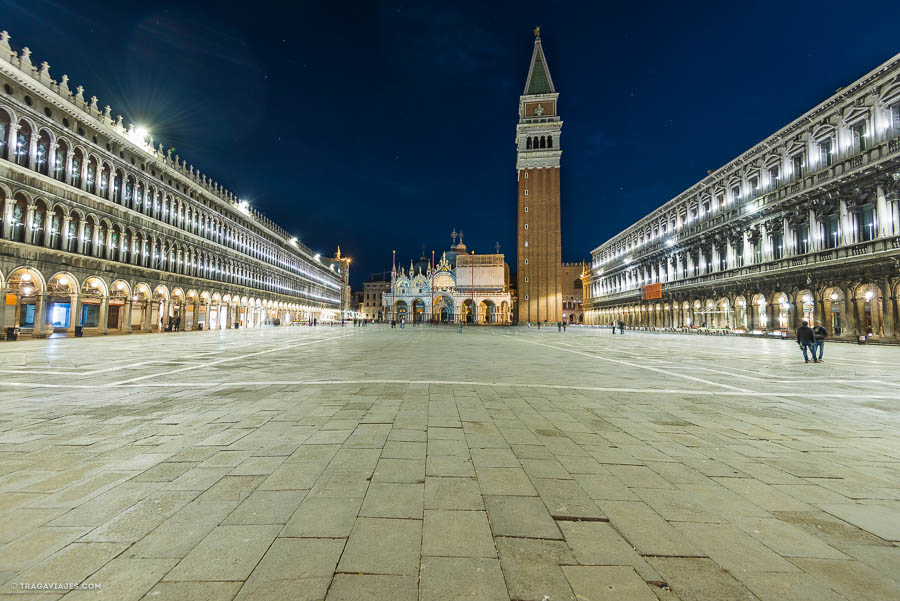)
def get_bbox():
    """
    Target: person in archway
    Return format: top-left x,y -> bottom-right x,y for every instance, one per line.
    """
796,320 -> 817,363
174,314 -> 181,332
813,322 -> 827,362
